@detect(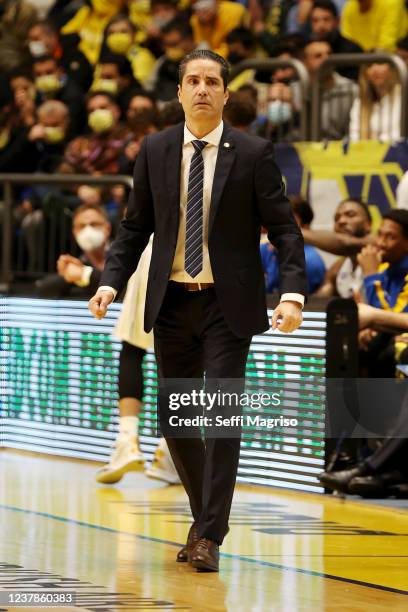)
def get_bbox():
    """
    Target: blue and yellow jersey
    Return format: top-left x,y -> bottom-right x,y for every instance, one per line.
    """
364,254 -> 408,312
